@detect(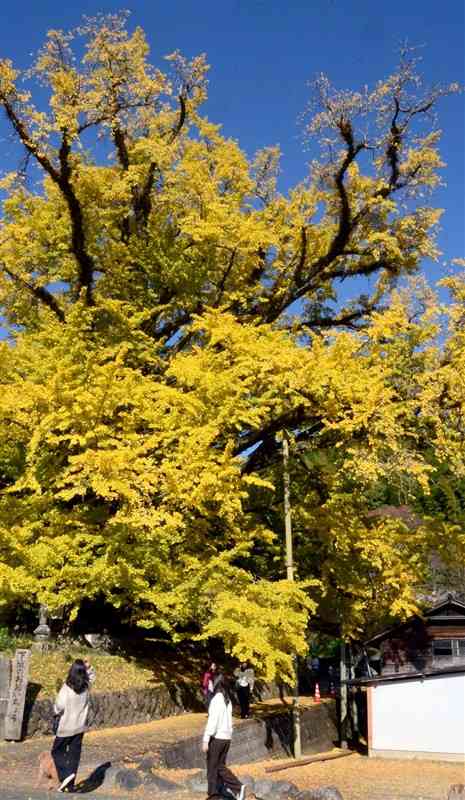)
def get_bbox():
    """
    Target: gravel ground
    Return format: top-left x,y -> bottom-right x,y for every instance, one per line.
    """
0,710 -> 463,799
149,753 -> 465,800
232,752 -> 465,800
